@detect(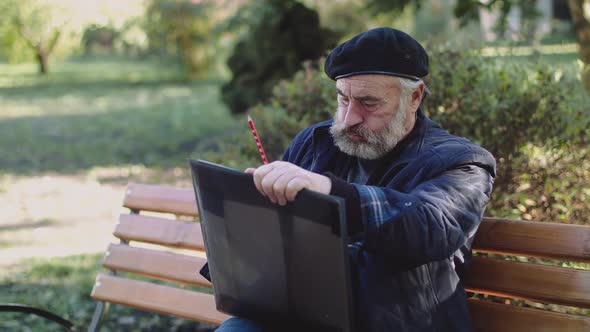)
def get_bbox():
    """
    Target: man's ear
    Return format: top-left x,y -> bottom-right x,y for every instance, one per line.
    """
410,83 -> 425,111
